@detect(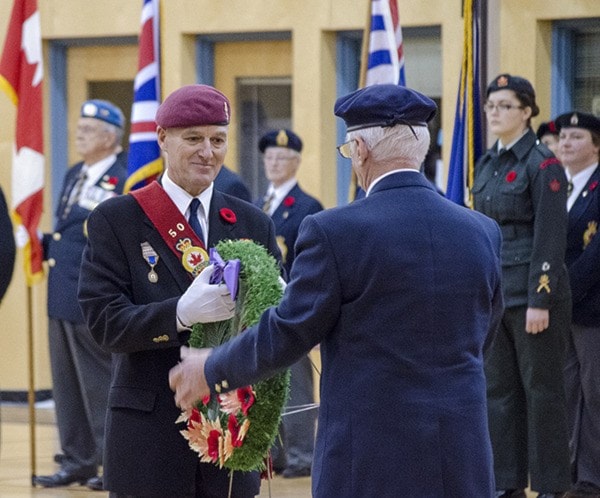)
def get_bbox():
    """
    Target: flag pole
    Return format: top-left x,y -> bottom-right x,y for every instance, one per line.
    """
347,0 -> 373,202
26,284 -> 37,482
